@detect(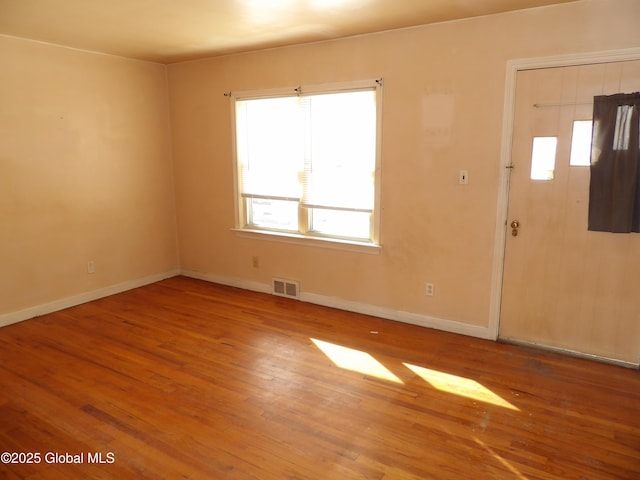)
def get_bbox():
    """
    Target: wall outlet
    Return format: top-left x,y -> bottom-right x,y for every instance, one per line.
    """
252,256 -> 259,268
87,261 -> 95,274
426,282 -> 434,296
